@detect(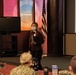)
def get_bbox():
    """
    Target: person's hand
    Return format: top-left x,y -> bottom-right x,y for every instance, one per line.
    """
31,41 -> 36,45
33,41 -> 36,44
